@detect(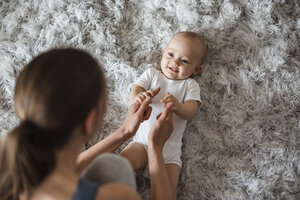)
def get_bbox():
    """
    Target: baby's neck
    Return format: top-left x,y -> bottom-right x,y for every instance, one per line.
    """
160,71 -> 189,81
